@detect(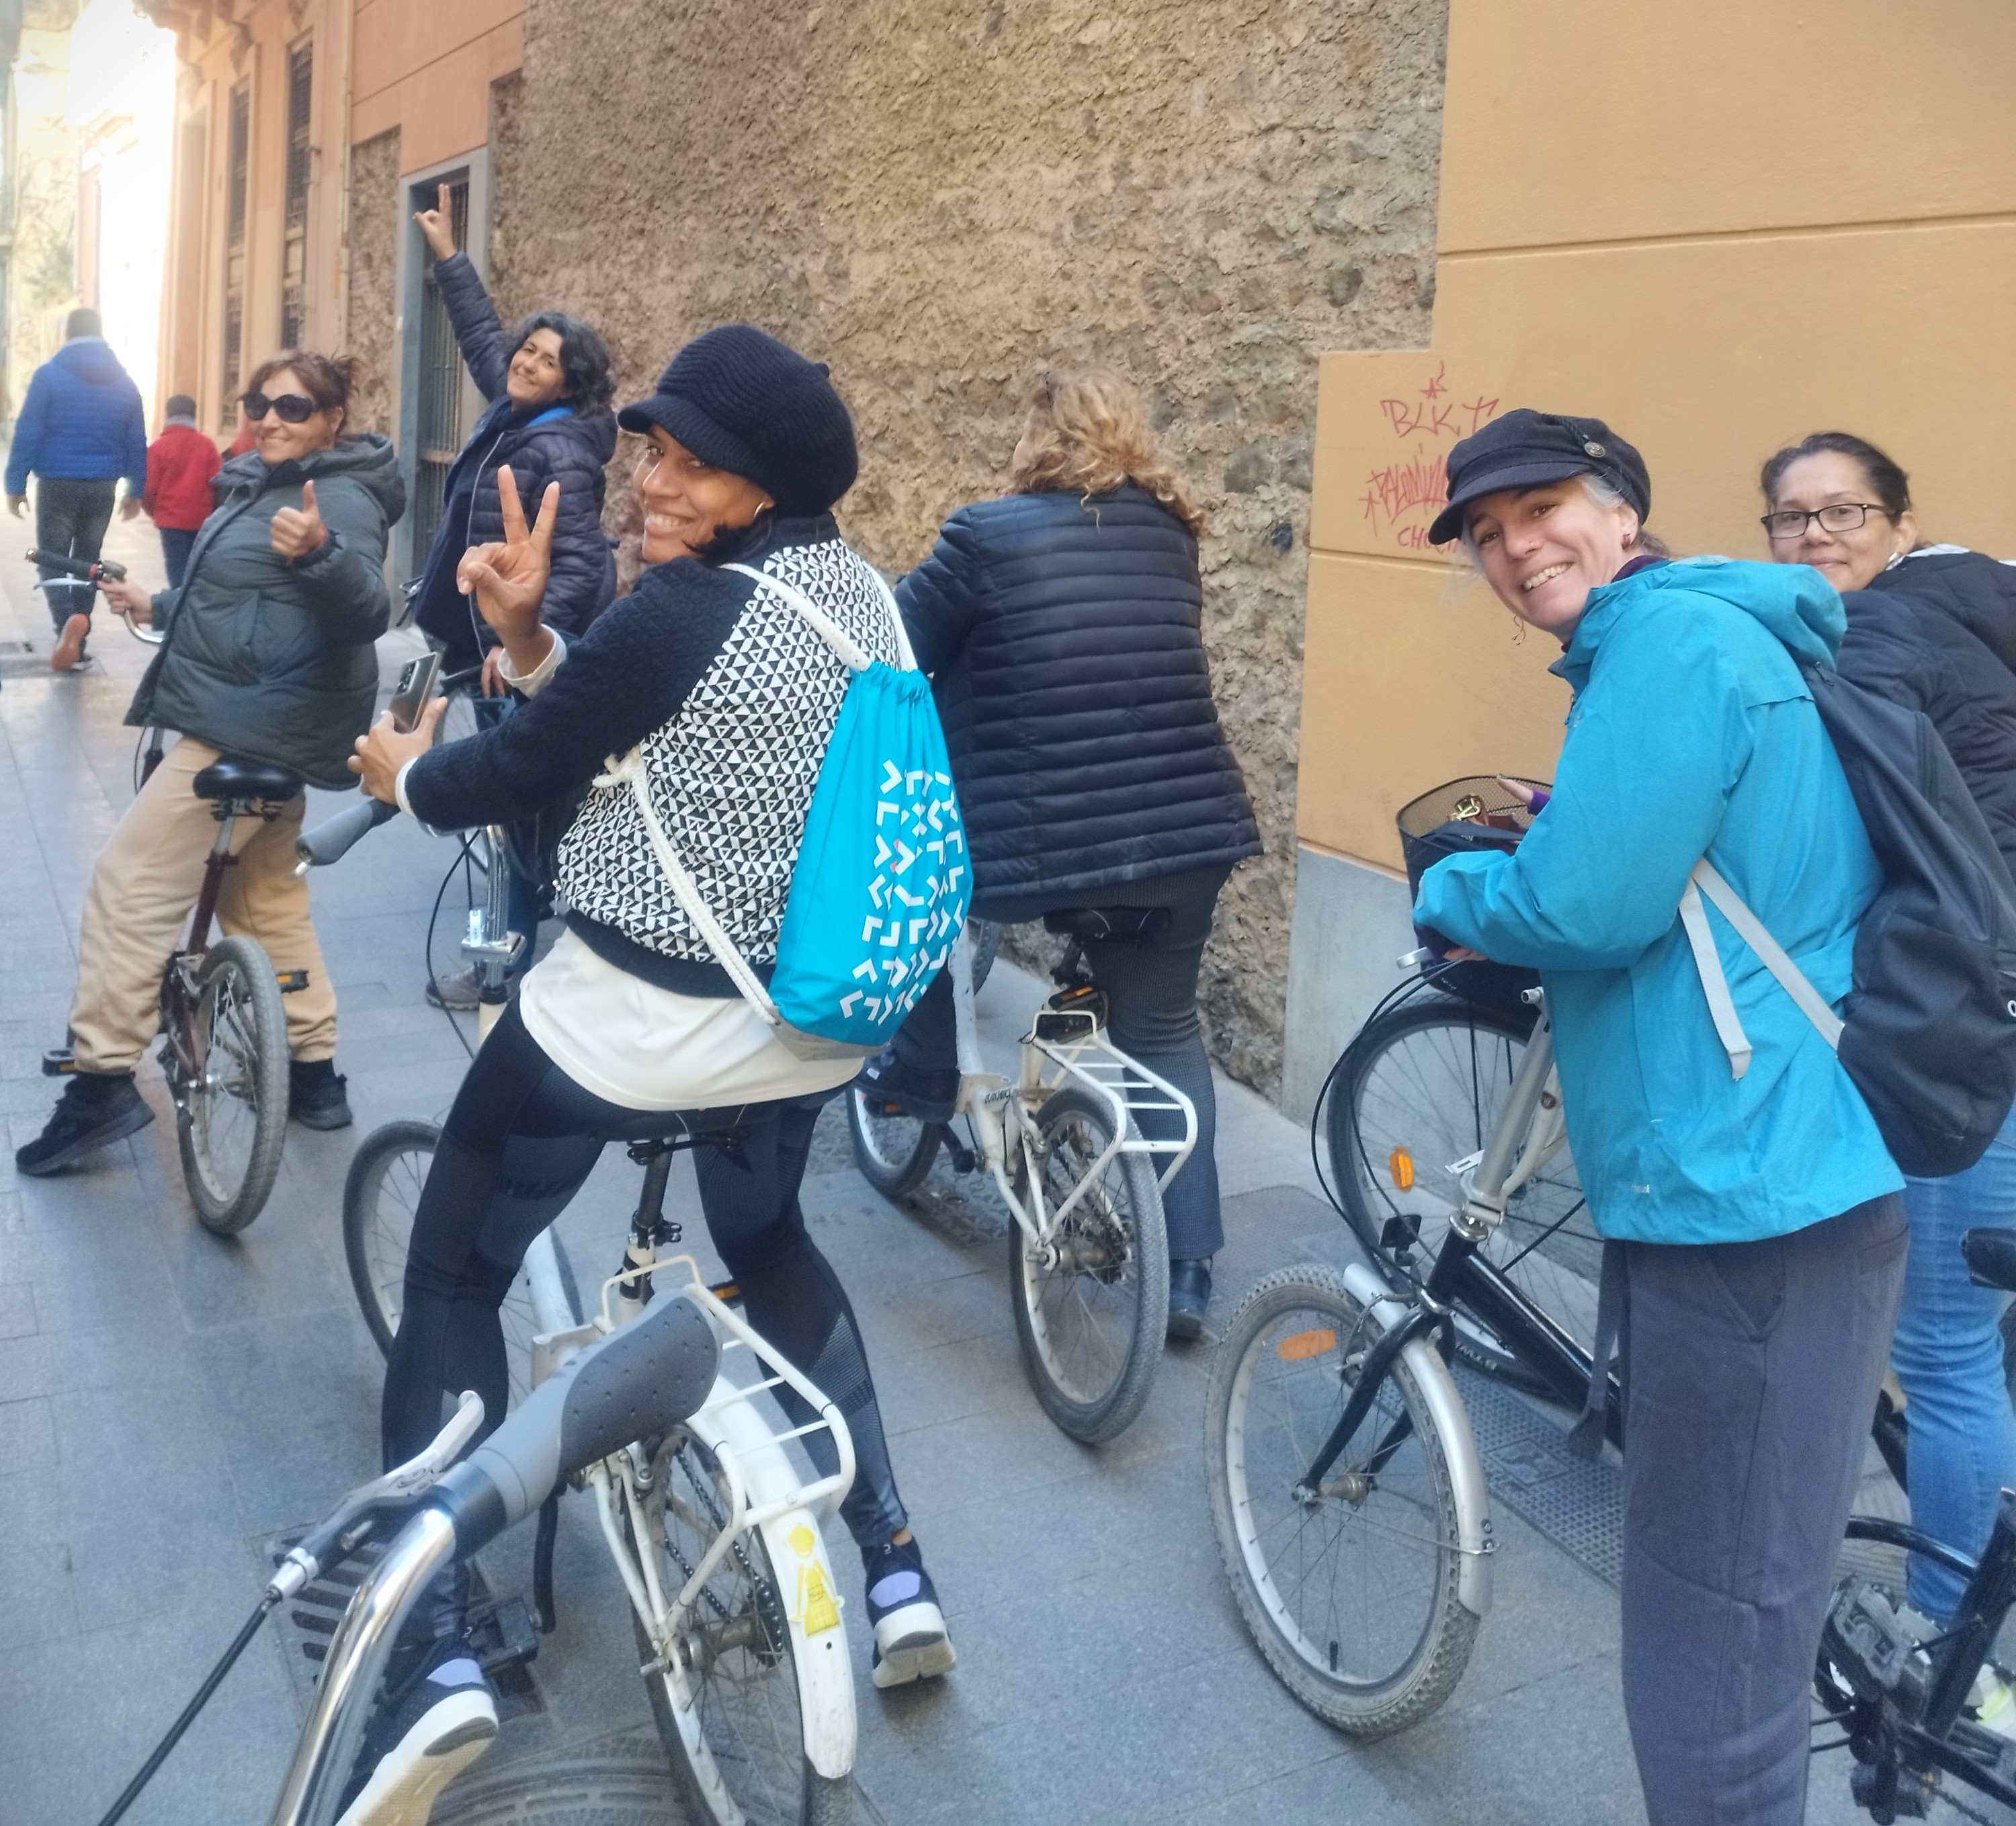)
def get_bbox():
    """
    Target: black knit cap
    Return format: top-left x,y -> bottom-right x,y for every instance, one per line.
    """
1428,408 -> 1650,546
617,325 -> 858,517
